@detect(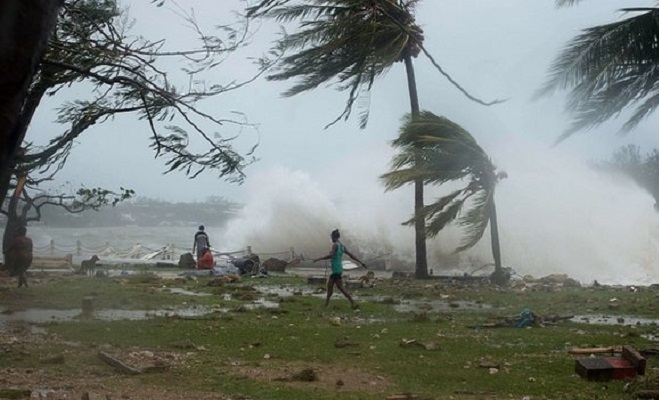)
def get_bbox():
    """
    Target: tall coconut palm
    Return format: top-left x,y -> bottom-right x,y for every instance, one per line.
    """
248,0 -> 430,277
247,0 -> 501,278
539,3 -> 659,140
380,111 -> 509,284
